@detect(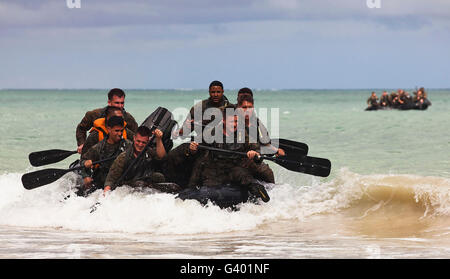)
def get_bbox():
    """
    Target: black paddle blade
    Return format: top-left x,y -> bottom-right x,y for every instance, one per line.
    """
141,107 -> 174,132
21,168 -> 70,190
29,149 -> 77,167
141,107 -> 177,151
274,138 -> 308,157
271,155 -> 331,177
